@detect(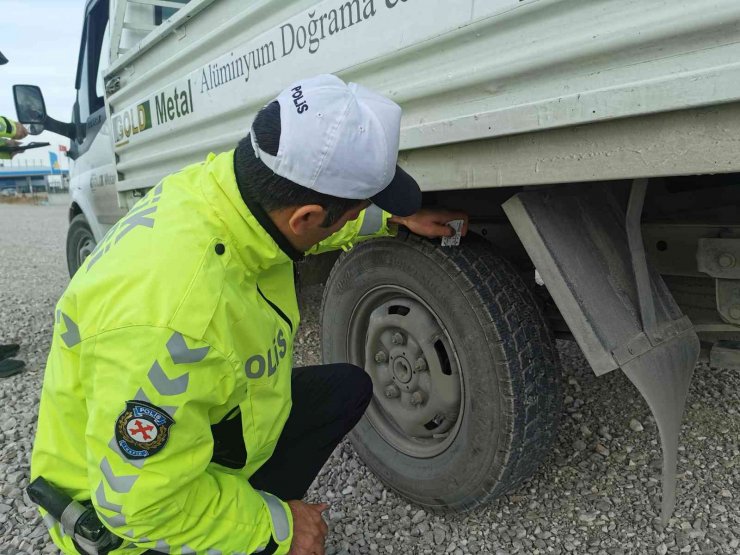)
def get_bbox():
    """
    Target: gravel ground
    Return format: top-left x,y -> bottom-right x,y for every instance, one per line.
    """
1,202 -> 738,555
